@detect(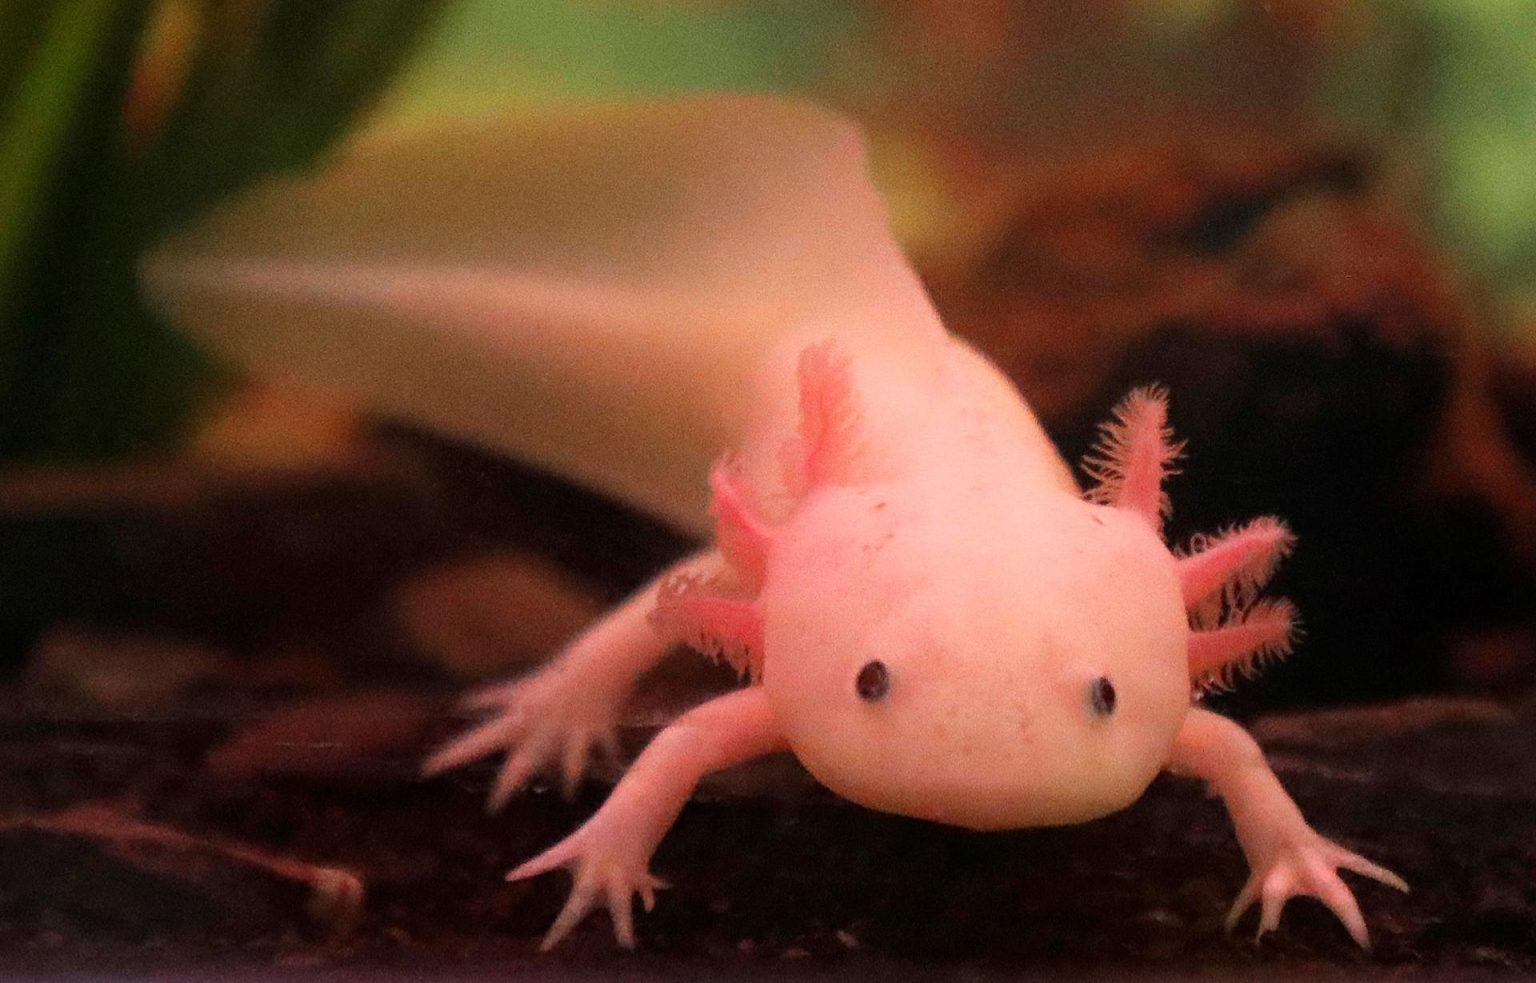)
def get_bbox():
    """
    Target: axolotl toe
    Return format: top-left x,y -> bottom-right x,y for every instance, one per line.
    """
433,337 -> 1406,952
